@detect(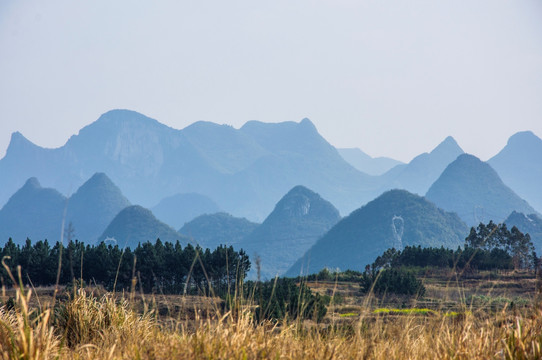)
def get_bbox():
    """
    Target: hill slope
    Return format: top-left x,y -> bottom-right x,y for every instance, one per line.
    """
338,148 -> 403,176
0,178 -> 66,244
151,193 -> 220,229
379,136 -> 464,196
488,131 -> 542,213
238,185 -> 341,279
98,205 -> 185,249
504,211 -> 542,254
426,154 -> 537,226
66,173 -> 131,243
179,212 -> 259,250
285,189 -> 468,276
